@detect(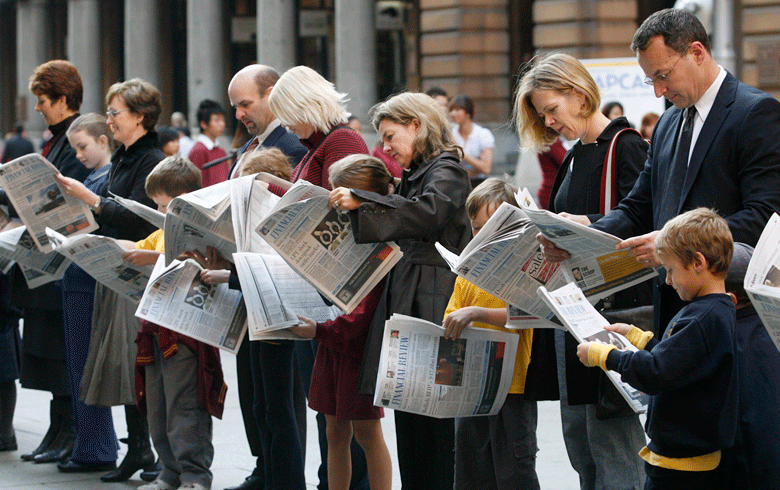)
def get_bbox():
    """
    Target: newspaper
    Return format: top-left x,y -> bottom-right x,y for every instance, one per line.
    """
0,225 -> 70,278
373,314 -> 519,419
0,154 -> 98,252
108,192 -> 165,229
164,180 -> 236,265
537,282 -> 649,413
229,174 -> 279,254
233,252 -> 341,340
505,304 -> 562,329
519,203 -> 658,302
135,257 -> 247,354
256,180 -> 402,314
19,265 -> 60,288
45,229 -> 153,303
744,213 -> 780,353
